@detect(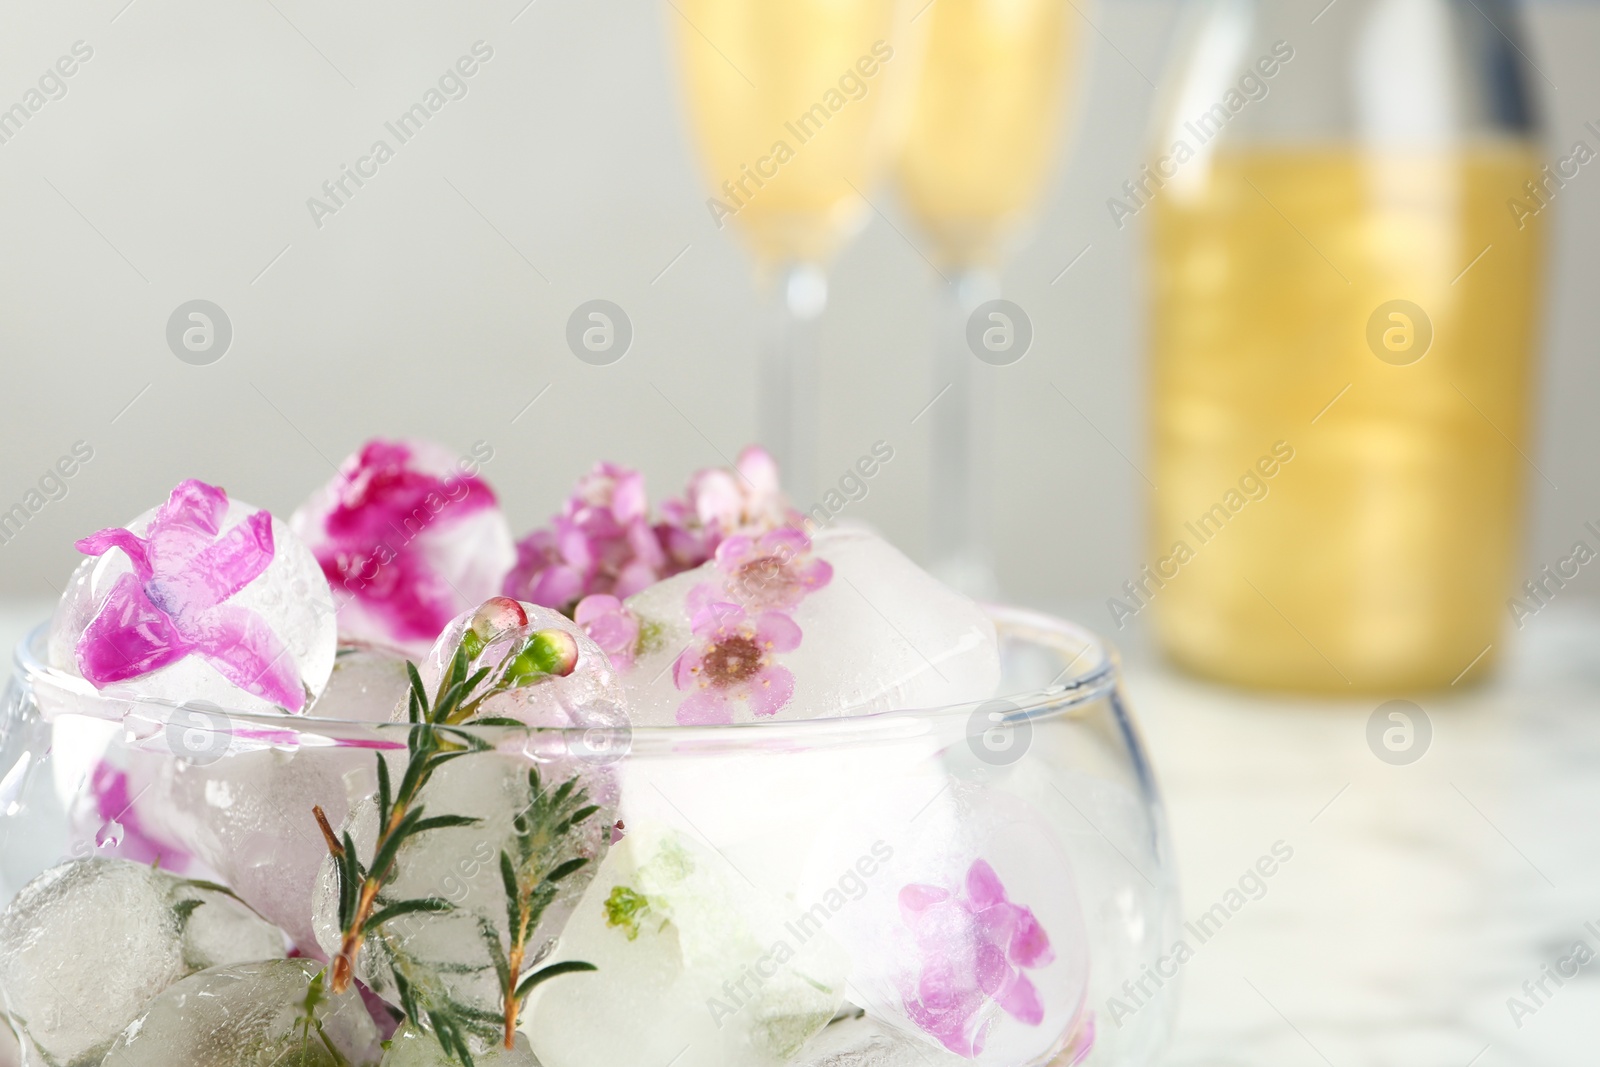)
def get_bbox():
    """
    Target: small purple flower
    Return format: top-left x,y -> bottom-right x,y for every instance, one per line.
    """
74,479 -> 307,711
574,593 -> 641,670
898,859 -> 1055,1058
505,462 -> 666,613
671,594 -> 801,724
711,527 -> 833,613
